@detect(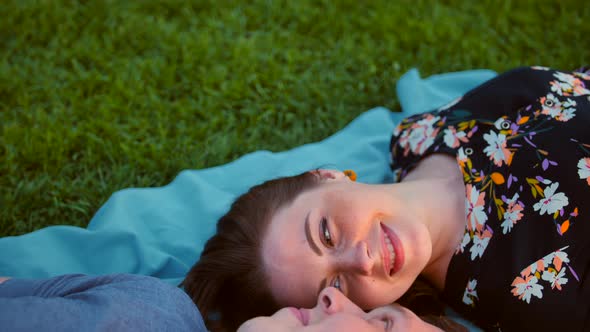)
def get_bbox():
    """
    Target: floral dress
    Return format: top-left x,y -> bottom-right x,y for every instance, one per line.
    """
390,67 -> 590,331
